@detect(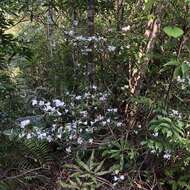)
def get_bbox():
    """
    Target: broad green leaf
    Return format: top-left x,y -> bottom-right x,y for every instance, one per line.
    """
181,63 -> 190,75
173,66 -> 182,78
163,26 -> 184,38
164,60 -> 180,67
